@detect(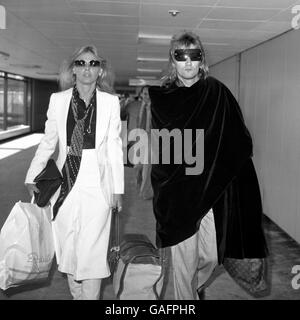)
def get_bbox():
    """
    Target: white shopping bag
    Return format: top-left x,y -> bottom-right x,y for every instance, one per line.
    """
0,201 -> 54,290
